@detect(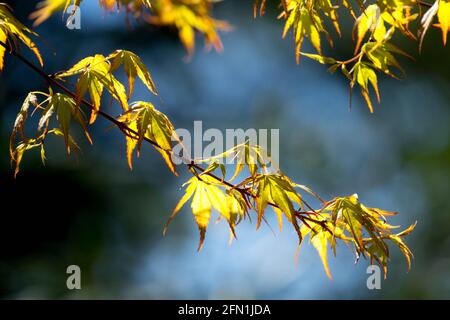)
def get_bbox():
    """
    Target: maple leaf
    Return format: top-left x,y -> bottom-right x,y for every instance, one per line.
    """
237,173 -> 304,241
317,0 -> 343,36
117,101 -> 177,175
321,194 -> 416,278
300,218 -> 334,279
282,1 -> 328,64
352,62 -> 380,113
9,93 -> 34,156
0,3 -> 43,70
108,50 -> 158,98
0,27 -> 6,70
363,42 -> 411,78
57,54 -> 129,122
199,143 -> 276,181
43,93 -> 92,153
300,52 -> 336,65
146,0 -> 231,57
303,39 -> 410,113
377,0 -> 418,39
164,175 -> 242,250
353,4 -> 387,54
10,92 -> 87,176
10,139 -> 43,178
